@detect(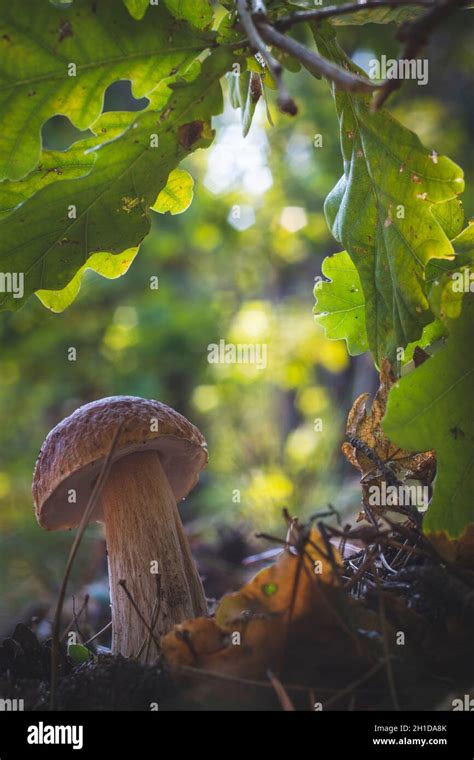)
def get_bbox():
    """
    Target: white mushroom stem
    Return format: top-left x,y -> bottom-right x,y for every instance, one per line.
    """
101,450 -> 207,662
